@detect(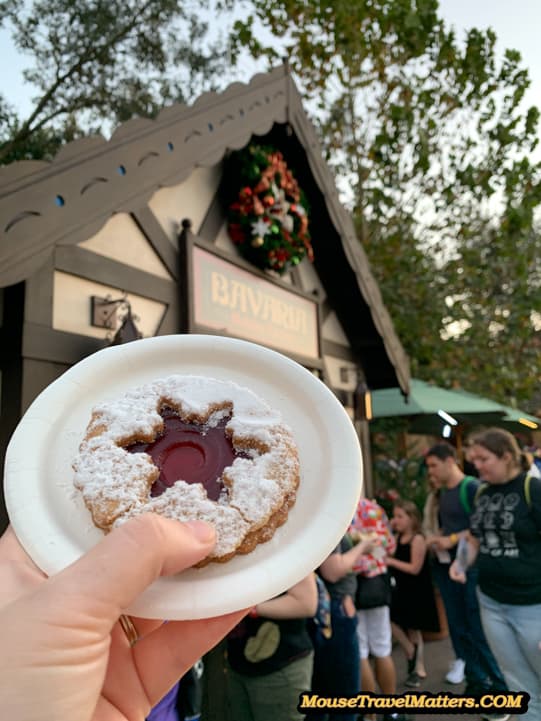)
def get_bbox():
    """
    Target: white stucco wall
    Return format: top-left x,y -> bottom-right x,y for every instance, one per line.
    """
148,165 -> 222,241
79,213 -> 172,280
52,272 -> 167,340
